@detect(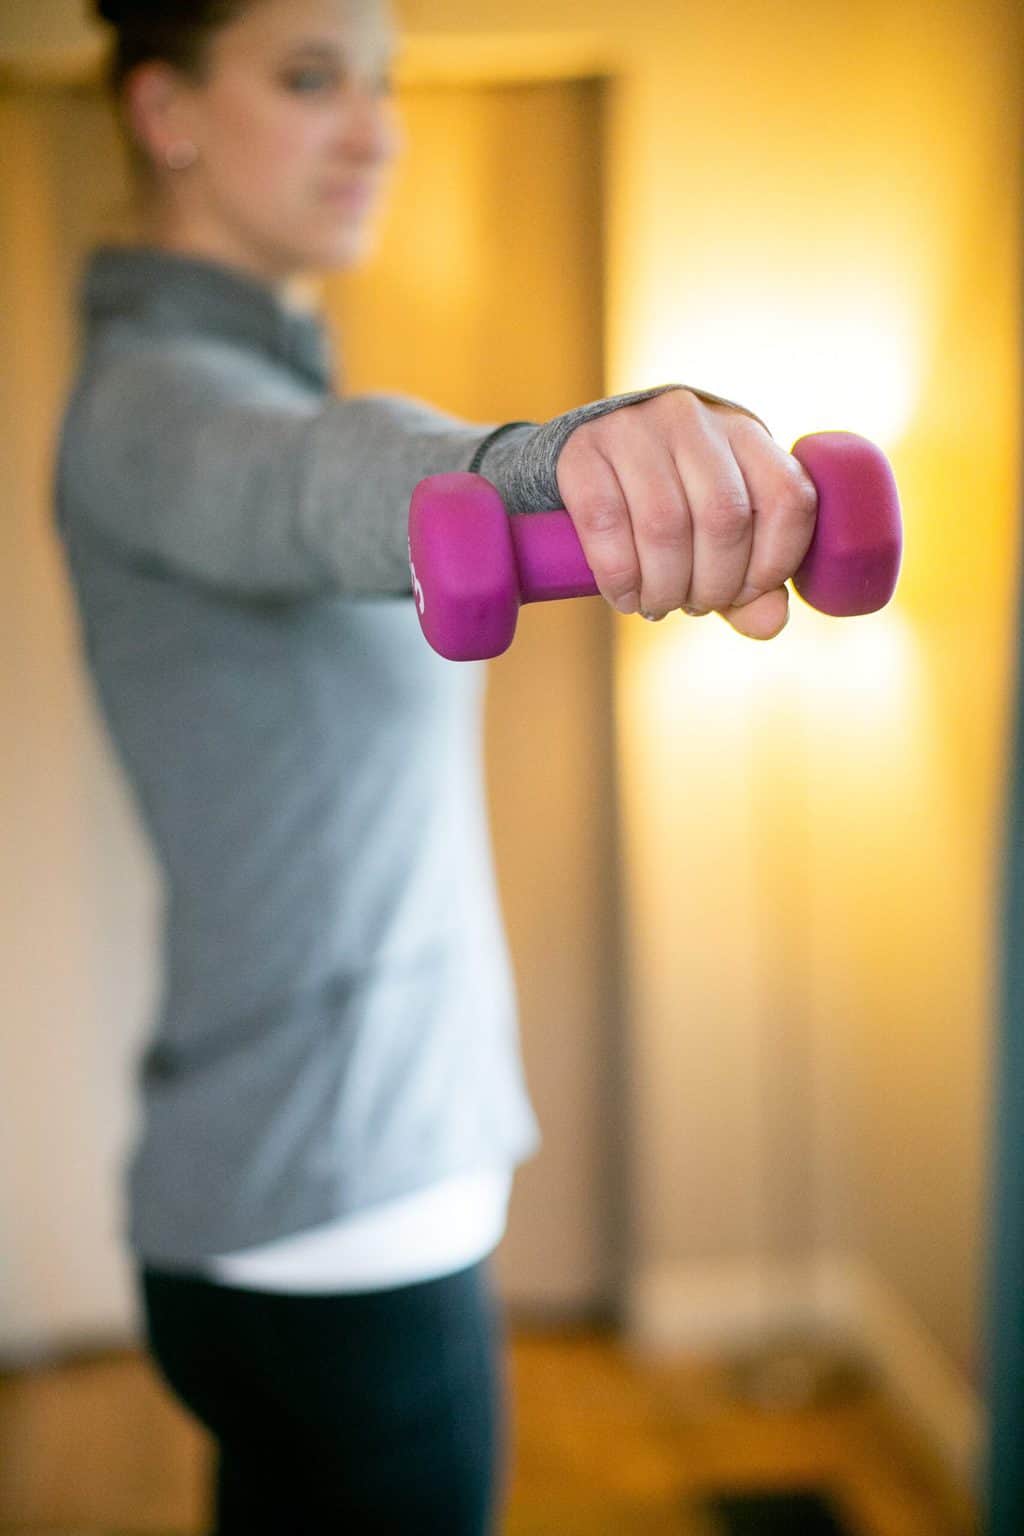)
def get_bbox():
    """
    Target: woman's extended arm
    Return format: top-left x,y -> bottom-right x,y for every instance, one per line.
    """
60,333 -> 767,602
